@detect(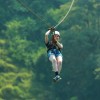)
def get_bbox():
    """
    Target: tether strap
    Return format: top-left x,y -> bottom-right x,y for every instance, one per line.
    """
54,0 -> 75,28
16,0 -> 51,27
